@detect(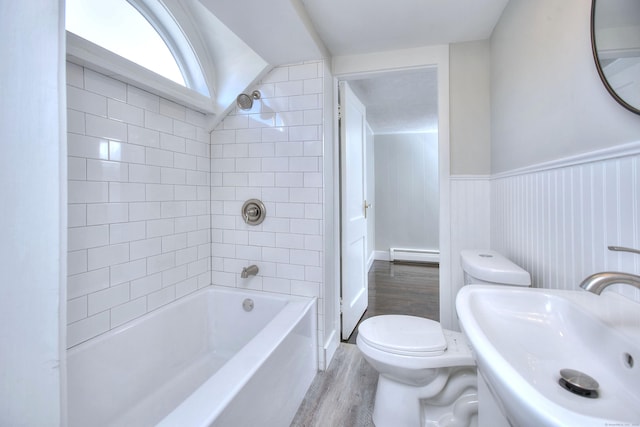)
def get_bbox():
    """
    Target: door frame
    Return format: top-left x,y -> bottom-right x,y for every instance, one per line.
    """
326,45 -> 452,364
